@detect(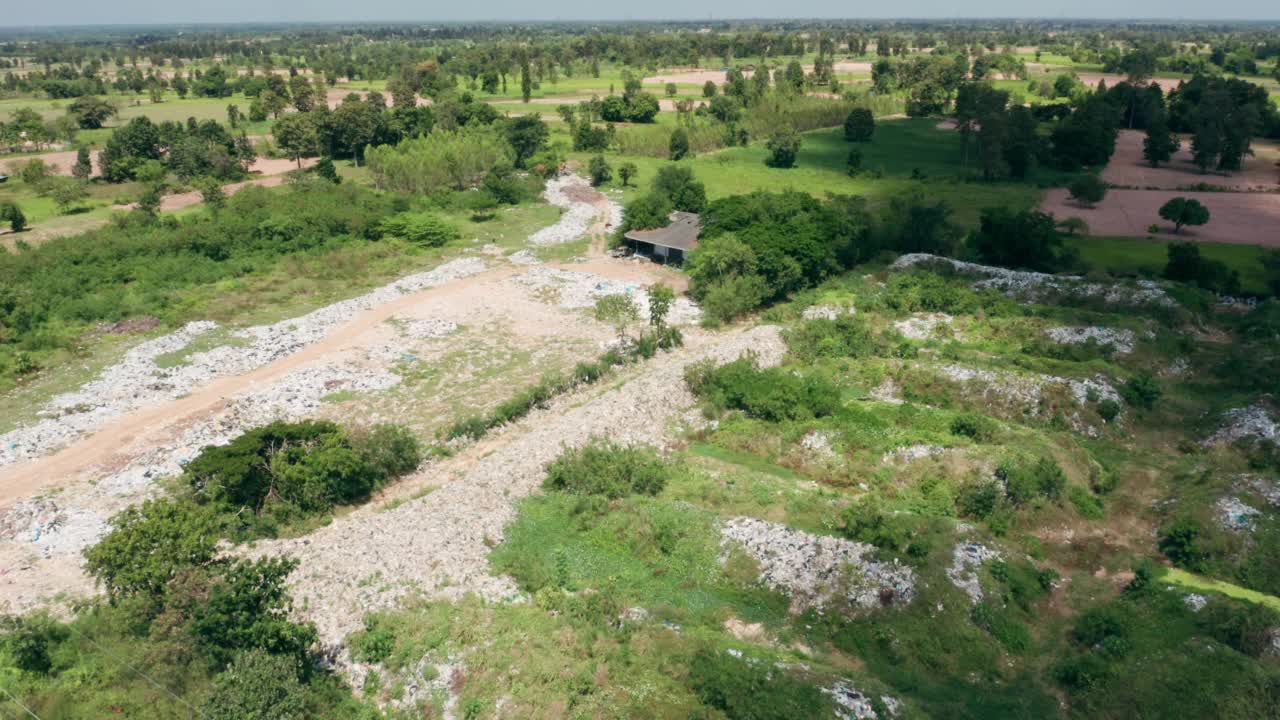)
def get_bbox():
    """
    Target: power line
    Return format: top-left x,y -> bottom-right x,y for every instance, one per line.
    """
0,684 -> 41,720
60,623 -> 209,720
